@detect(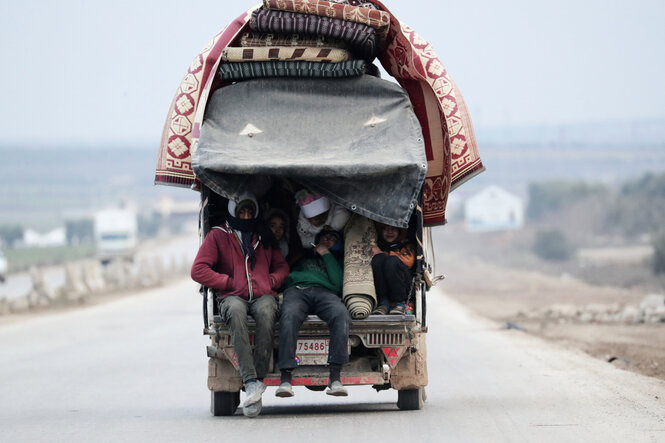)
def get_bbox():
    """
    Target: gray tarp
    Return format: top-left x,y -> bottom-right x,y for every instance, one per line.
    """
193,75 -> 427,227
